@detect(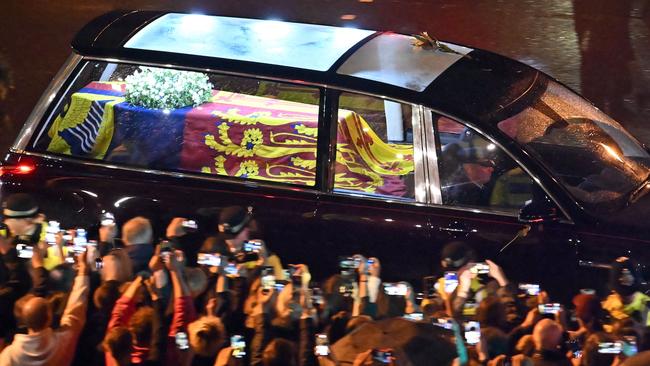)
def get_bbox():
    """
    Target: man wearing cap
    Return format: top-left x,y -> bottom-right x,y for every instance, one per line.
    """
2,193 -> 68,271
602,257 -> 650,326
